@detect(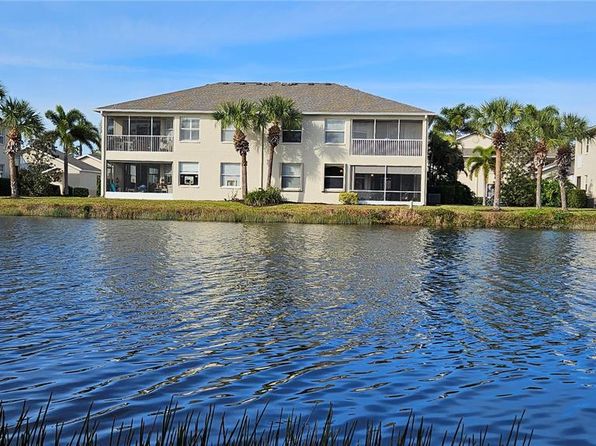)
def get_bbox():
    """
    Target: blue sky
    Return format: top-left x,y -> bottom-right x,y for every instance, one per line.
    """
1,1 -> 595,126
